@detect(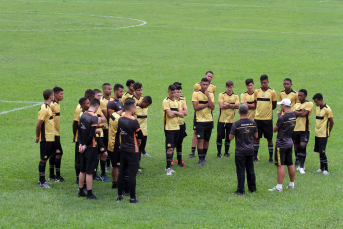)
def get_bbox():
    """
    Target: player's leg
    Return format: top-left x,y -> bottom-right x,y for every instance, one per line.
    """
127,152 -> 144,203
103,129 -> 111,169
202,122 -> 213,162
117,151 -> 128,199
49,155 -> 55,181
78,149 -> 86,197
189,114 -> 197,158
265,120 -> 274,164
224,123 -> 232,157
319,137 -> 329,174
85,148 -> 99,199
269,147 -> 284,191
216,122 -> 225,158
285,147 -> 295,189
54,136 -> 65,182
38,141 -> 53,188
298,131 -> 309,174
253,120 -> 263,162
293,132 -> 300,168
245,154 -> 256,193
176,124 -> 187,168
141,135 -> 151,157
233,155 -> 245,195
165,130 -> 176,175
